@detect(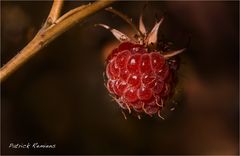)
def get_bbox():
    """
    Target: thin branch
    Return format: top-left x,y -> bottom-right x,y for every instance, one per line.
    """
0,0 -> 115,82
55,4 -> 89,24
44,0 -> 64,28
